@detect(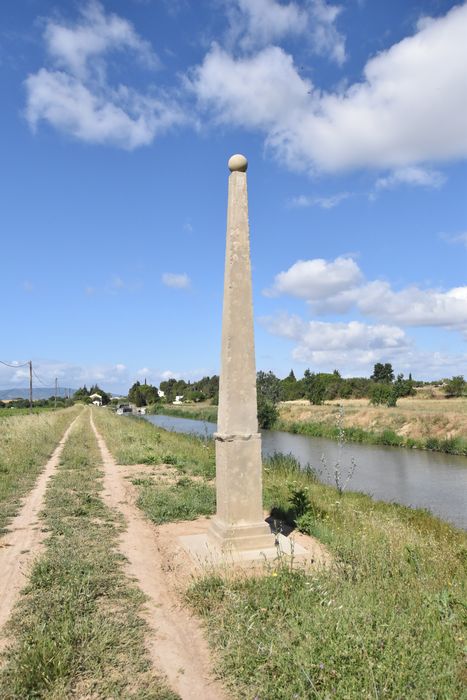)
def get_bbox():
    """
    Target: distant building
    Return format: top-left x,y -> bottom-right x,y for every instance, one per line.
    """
157,388 -> 165,398
89,393 -> 102,406
173,395 -> 184,405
